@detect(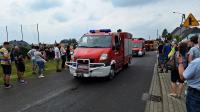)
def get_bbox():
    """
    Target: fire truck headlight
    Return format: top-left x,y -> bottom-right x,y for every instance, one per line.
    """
100,54 -> 108,61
